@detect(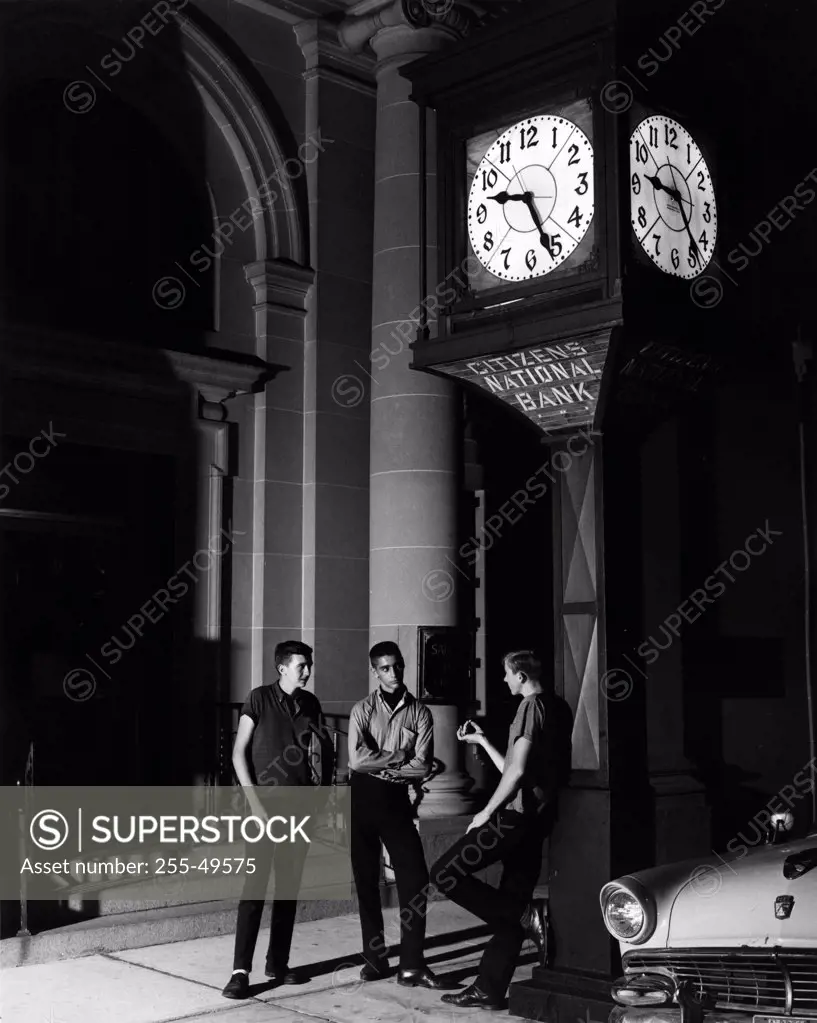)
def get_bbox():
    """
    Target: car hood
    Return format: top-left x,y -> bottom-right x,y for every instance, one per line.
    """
620,836 -> 817,952
666,839 -> 817,947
